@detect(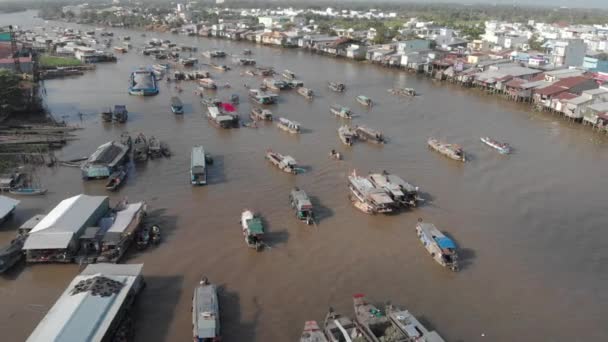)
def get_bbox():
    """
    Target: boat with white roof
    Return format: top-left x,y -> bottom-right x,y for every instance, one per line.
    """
368,171 -> 420,208
348,170 -> 395,214
192,276 -> 221,341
